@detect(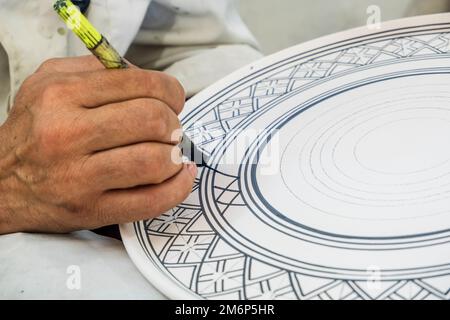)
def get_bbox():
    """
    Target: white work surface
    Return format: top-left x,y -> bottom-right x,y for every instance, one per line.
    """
0,232 -> 165,299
